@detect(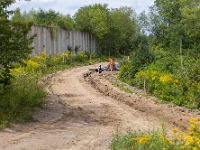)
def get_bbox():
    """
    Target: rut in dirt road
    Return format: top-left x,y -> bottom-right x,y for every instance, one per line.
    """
0,63 -> 198,150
